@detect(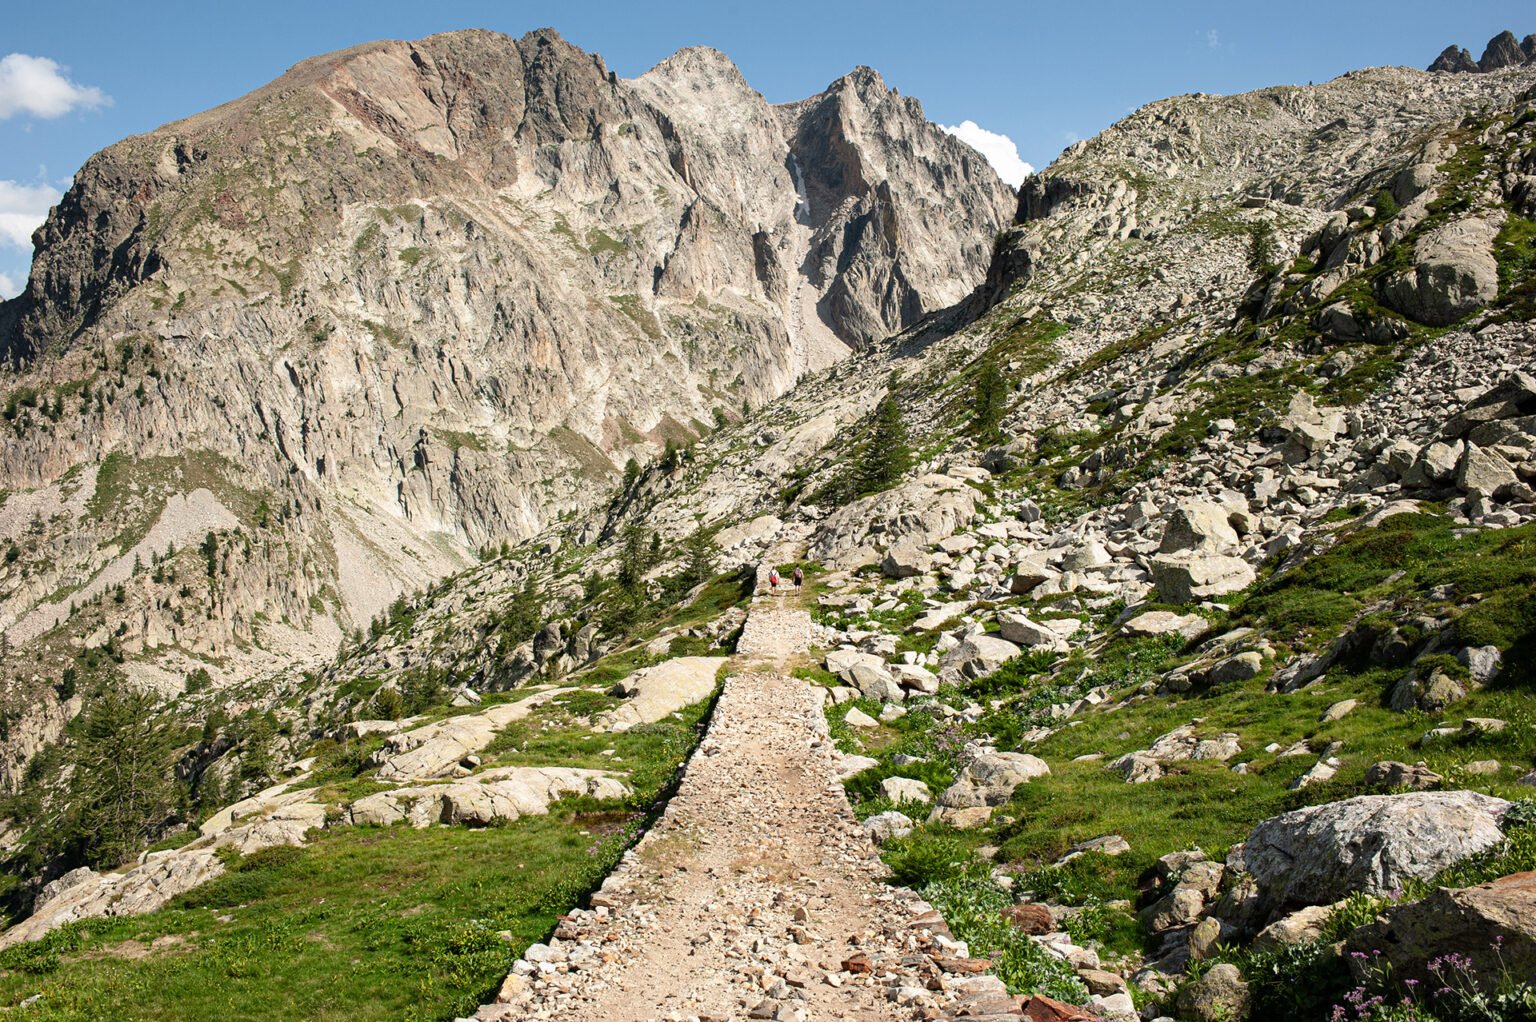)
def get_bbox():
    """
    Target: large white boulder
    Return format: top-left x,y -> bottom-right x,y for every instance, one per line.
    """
1381,216 -> 1501,327
1234,791 -> 1512,911
1152,554 -> 1255,605
1159,501 -> 1240,555
600,657 -> 725,732
938,634 -> 1022,682
807,474 -> 979,570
